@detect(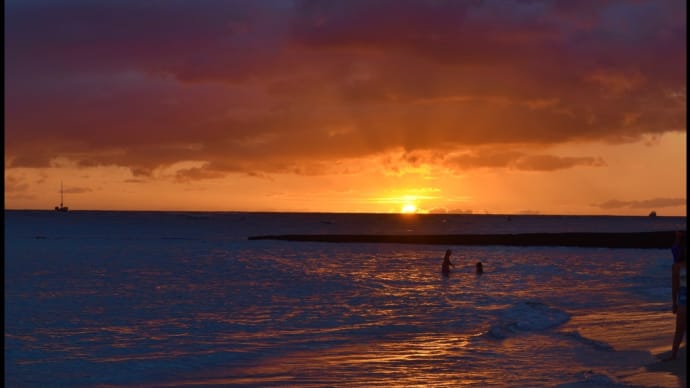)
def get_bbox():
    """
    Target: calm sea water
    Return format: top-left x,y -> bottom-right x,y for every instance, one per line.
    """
4,211 -> 687,387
